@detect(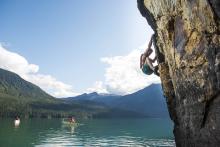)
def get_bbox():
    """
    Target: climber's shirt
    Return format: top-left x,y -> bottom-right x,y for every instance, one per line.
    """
142,64 -> 154,75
